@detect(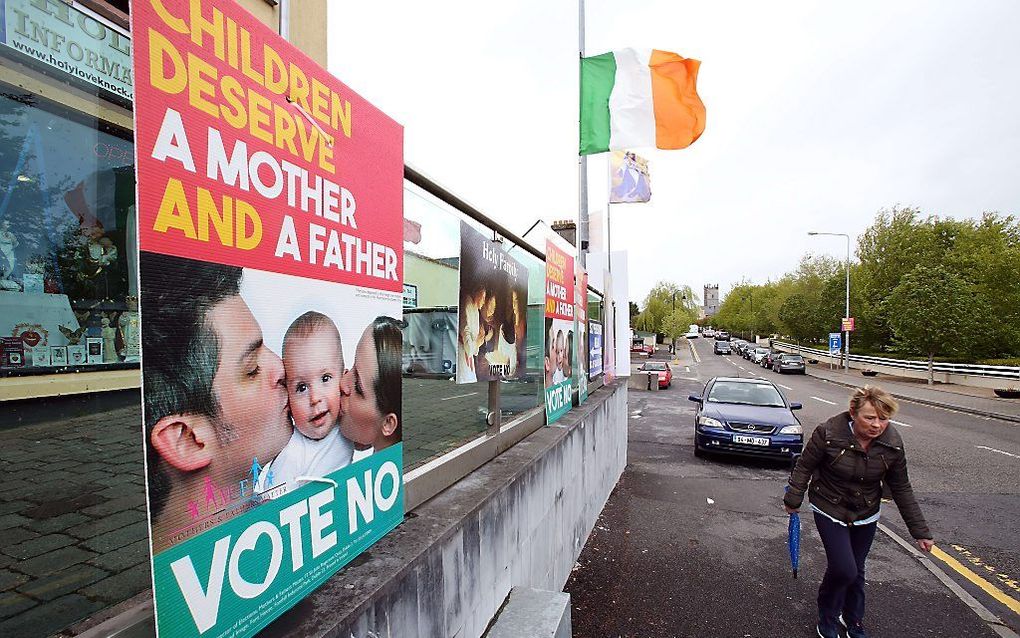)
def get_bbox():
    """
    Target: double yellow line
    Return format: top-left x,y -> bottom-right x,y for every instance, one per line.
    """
931,546 -> 1020,616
